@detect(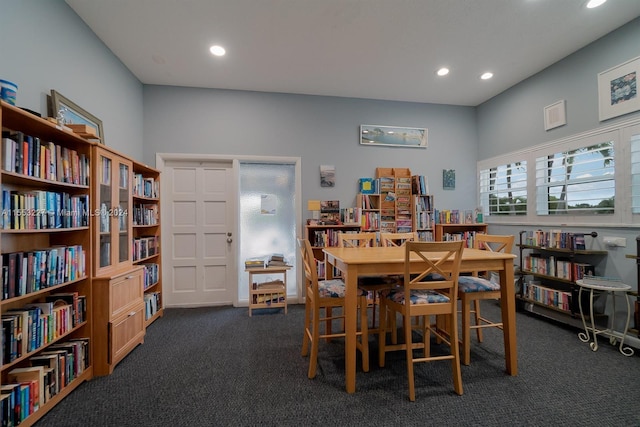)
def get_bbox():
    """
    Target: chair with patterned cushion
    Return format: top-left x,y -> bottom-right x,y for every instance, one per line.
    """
458,234 -> 514,366
338,232 -> 396,336
378,240 -> 464,401
298,238 -> 370,379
